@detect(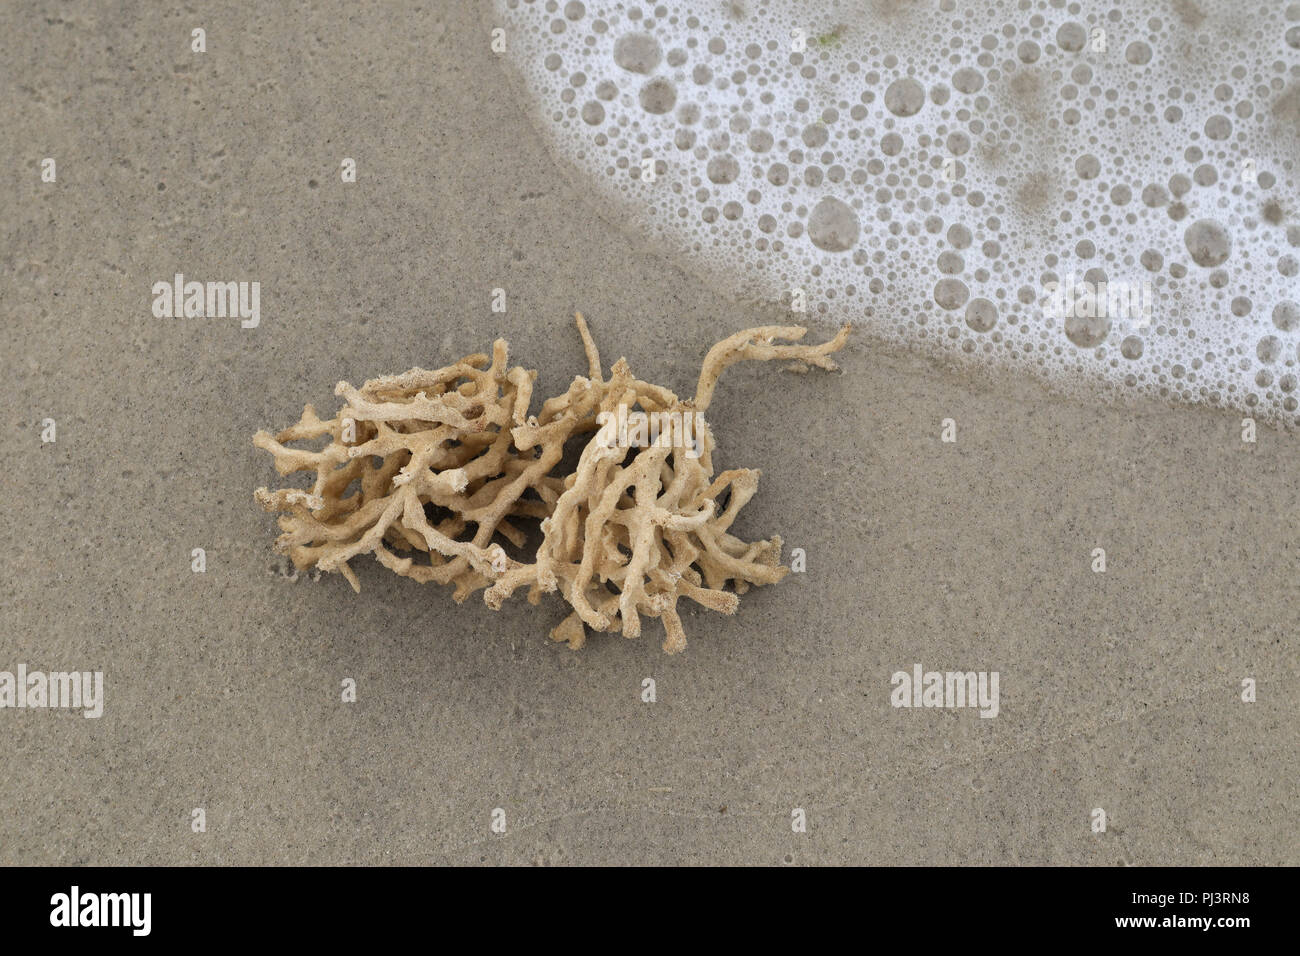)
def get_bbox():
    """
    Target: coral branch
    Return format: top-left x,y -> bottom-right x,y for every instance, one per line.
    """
254,315 -> 849,652
694,323 -> 852,412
